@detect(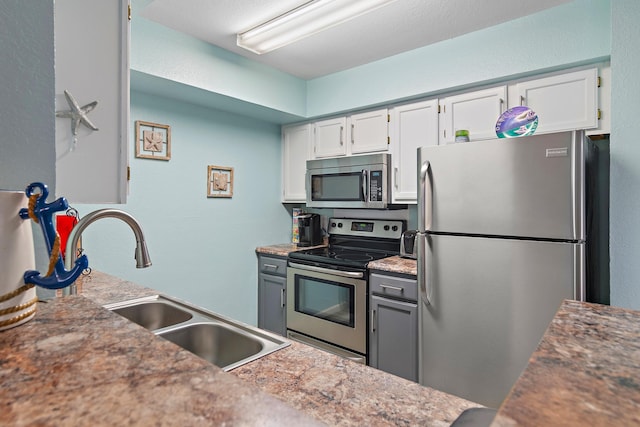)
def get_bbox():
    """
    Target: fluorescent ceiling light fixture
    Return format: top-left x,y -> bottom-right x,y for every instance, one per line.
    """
237,0 -> 397,54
